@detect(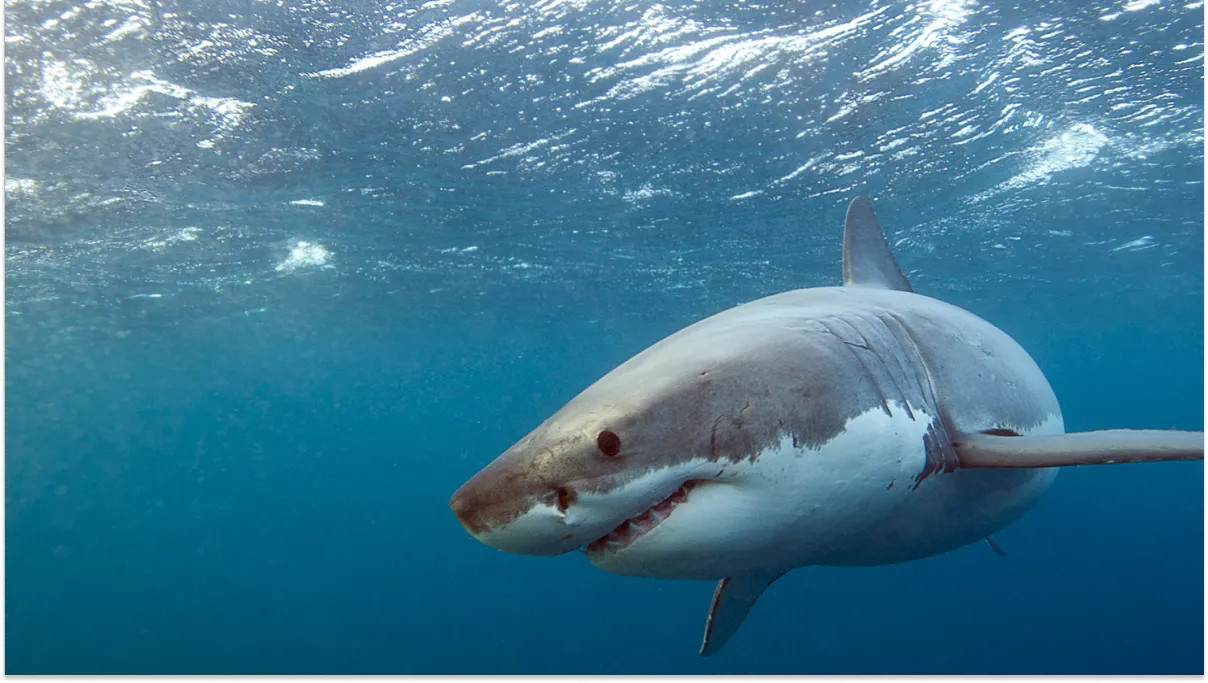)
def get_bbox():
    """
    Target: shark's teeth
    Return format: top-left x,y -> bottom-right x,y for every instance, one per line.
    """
585,480 -> 701,555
